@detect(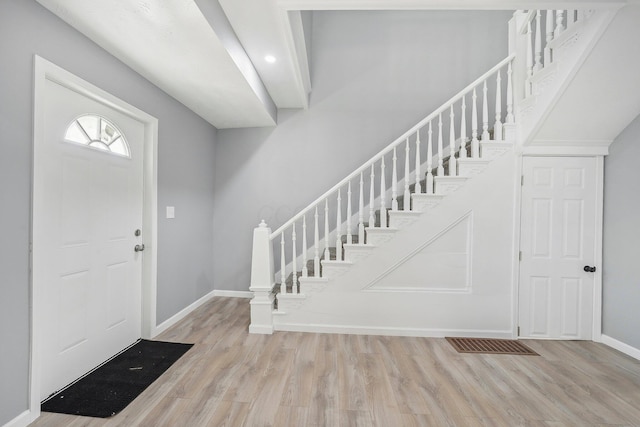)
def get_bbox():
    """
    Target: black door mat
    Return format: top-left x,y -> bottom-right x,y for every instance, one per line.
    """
41,339 -> 193,418
446,337 -> 538,355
